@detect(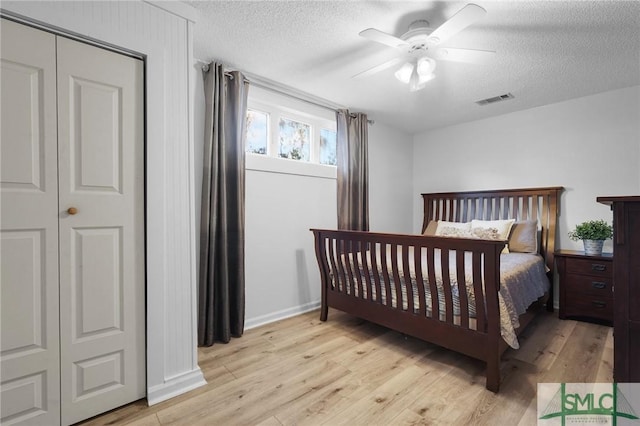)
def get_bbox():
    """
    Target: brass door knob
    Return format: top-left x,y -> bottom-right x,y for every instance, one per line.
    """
67,207 -> 78,215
